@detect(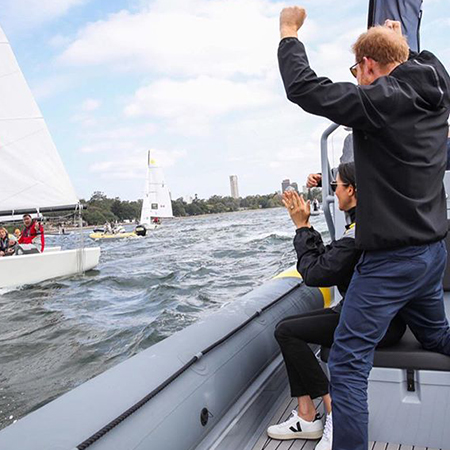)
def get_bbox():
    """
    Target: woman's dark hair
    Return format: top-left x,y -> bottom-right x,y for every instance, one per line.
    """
337,162 -> 356,189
